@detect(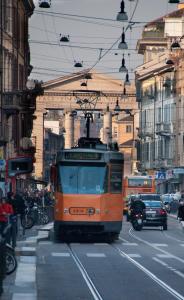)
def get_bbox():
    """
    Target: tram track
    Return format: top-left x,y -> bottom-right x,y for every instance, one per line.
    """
66,236 -> 184,300
128,228 -> 184,264
111,242 -> 184,300
66,243 -> 104,300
